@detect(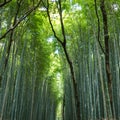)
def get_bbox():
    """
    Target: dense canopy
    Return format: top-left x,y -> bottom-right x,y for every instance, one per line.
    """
0,0 -> 120,120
